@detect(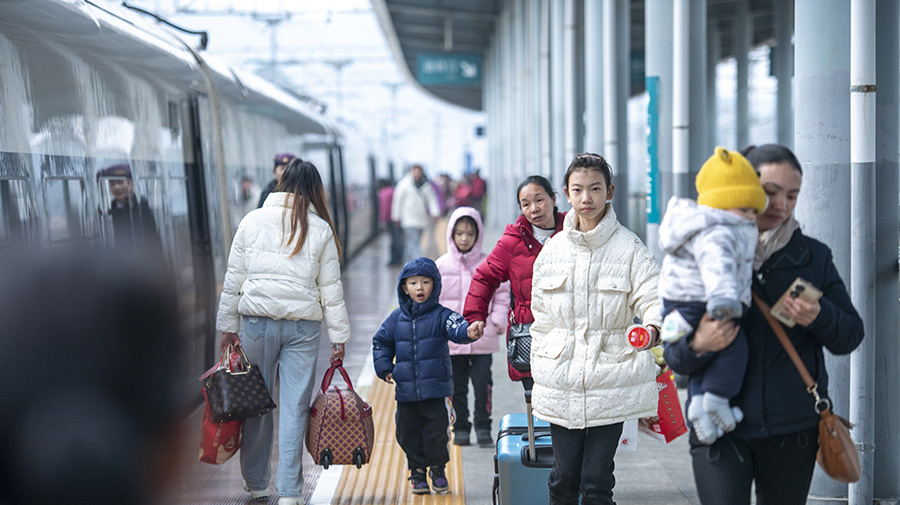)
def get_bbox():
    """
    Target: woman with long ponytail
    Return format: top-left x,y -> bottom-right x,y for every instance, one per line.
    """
216,158 -> 350,505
